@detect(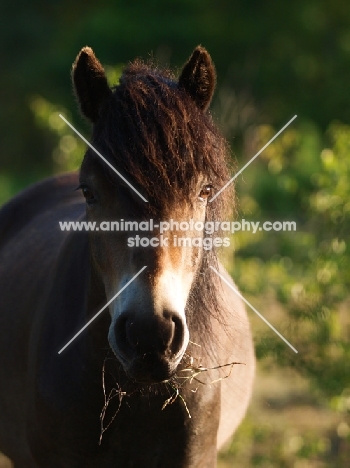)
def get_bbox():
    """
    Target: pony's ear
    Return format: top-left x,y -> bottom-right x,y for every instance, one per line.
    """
178,46 -> 216,111
72,47 -> 112,123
